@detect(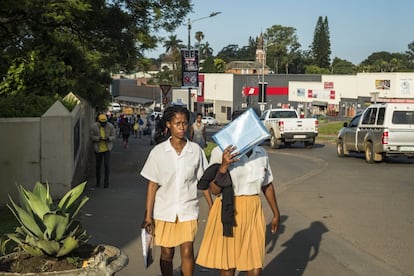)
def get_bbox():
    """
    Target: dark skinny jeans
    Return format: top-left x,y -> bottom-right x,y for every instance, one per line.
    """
95,150 -> 111,187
